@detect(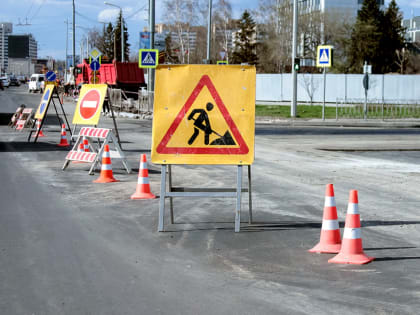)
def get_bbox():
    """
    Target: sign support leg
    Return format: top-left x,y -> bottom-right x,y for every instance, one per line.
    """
235,165 -> 243,233
55,87 -> 72,137
107,88 -> 122,148
168,164 -> 174,224
158,164 -> 167,232
322,67 -> 326,121
248,165 -> 253,224
27,118 -> 37,142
